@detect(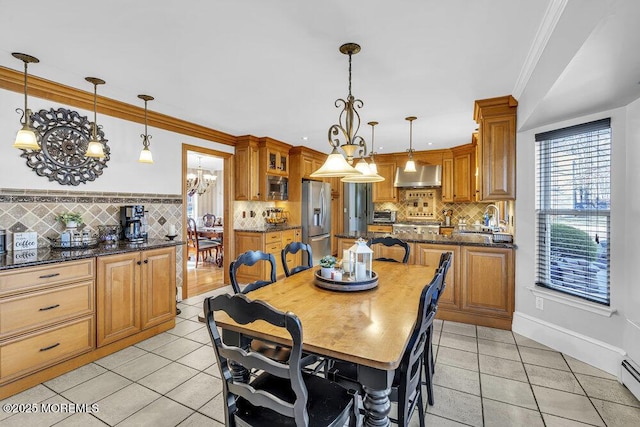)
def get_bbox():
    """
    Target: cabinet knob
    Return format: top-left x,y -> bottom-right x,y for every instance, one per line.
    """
144,259 -> 149,264
137,261 -> 142,265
